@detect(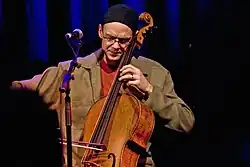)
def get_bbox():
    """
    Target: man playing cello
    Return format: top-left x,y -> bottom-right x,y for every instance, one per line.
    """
12,4 -> 194,167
